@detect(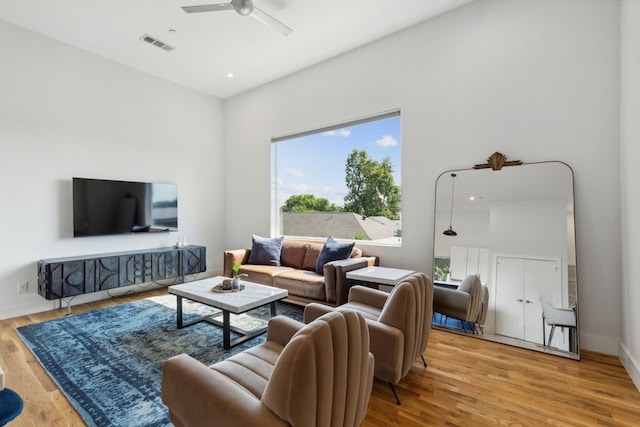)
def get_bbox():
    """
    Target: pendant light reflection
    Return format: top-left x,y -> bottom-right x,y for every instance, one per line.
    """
443,173 -> 458,236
